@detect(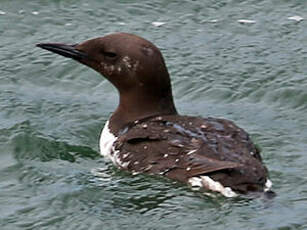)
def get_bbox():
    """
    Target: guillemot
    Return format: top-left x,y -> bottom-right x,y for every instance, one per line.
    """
37,32 -> 273,197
